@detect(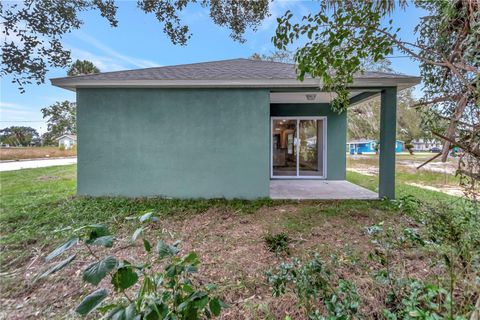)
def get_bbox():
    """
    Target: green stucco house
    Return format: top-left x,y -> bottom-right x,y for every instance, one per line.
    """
51,59 -> 419,200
